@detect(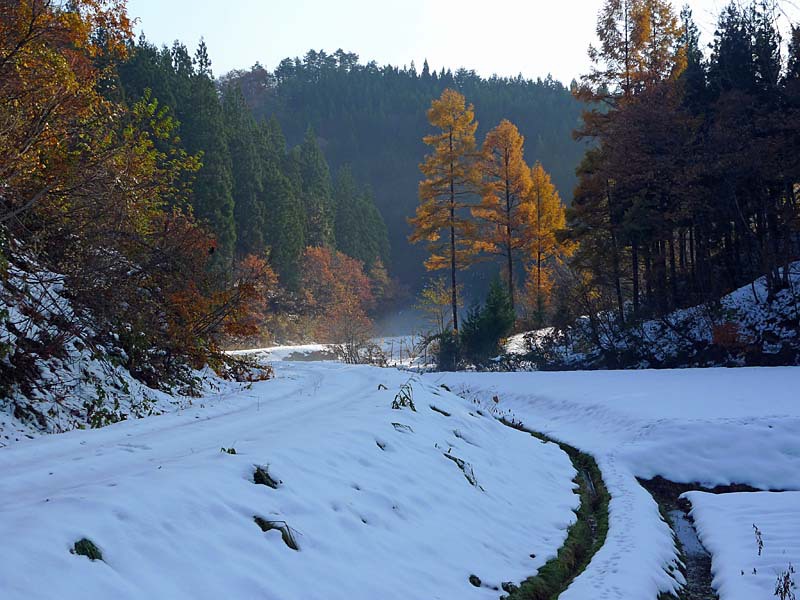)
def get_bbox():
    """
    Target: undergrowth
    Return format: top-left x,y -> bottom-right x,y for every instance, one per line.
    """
72,538 -> 102,561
